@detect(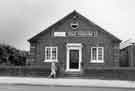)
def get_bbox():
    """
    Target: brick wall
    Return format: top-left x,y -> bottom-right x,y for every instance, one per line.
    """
29,12 -> 120,75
